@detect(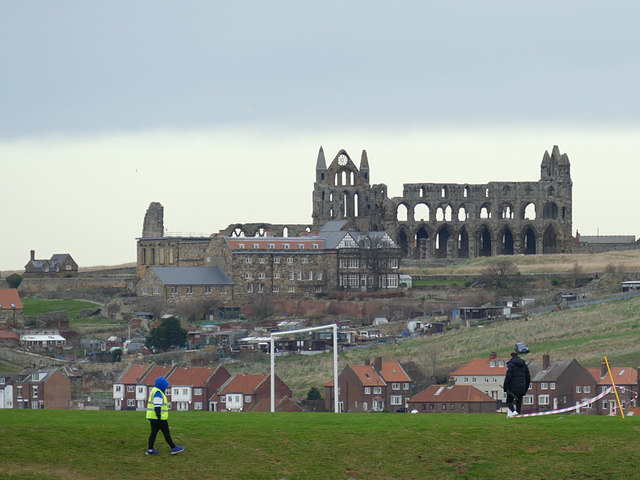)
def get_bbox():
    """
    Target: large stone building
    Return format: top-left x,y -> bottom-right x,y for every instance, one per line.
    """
136,145 -> 573,302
